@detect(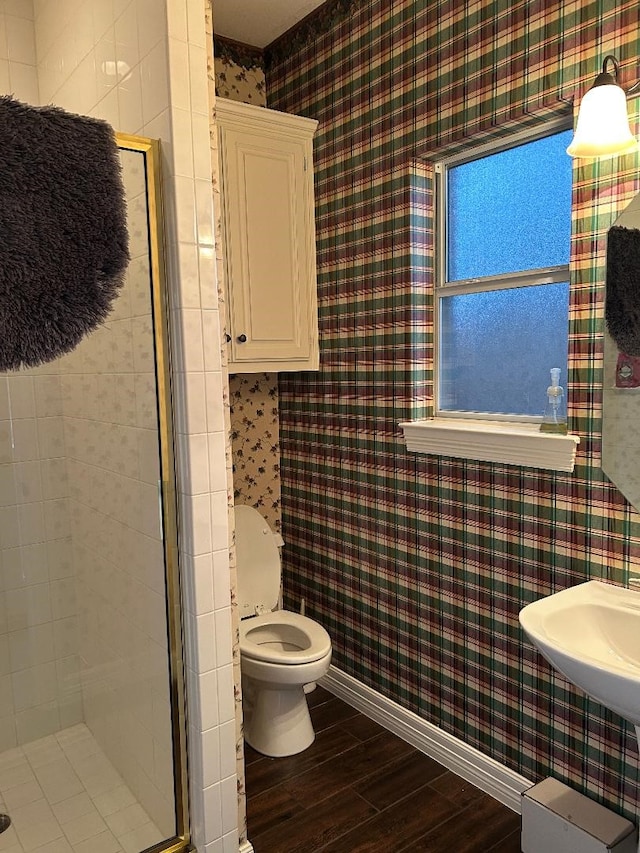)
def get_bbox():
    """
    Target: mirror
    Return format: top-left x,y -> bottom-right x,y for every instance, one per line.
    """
602,191 -> 640,511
